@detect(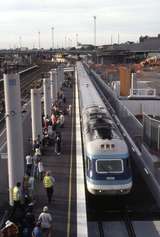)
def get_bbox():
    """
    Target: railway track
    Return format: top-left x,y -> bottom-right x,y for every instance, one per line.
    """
0,67 -> 41,125
98,221 -> 104,237
96,218 -> 136,237
123,210 -> 136,237
85,65 -> 160,237
0,62 -> 55,150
